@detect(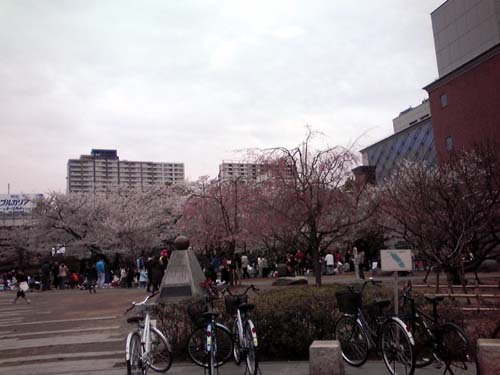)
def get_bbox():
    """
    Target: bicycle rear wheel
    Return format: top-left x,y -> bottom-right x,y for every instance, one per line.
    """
380,318 -> 415,375
439,323 -> 478,375
244,322 -> 258,375
126,331 -> 144,375
149,326 -> 172,372
335,315 -> 369,367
